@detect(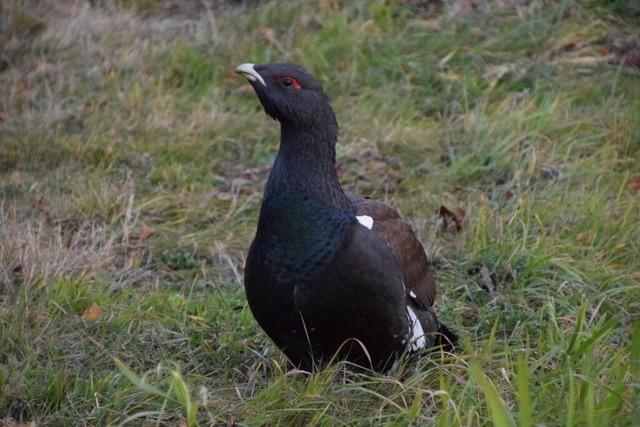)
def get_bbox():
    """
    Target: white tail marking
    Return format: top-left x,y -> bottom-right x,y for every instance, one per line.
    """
406,306 -> 427,351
